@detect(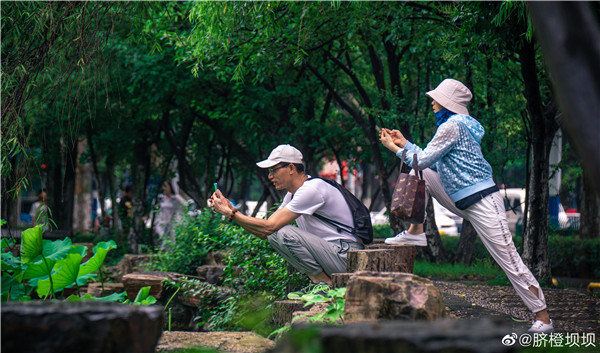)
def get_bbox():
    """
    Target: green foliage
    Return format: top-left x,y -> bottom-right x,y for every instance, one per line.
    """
150,209 -> 306,332
149,209 -> 223,275
372,225 -> 394,239
1,225 -> 118,301
220,222 -> 305,297
123,286 -> 158,306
